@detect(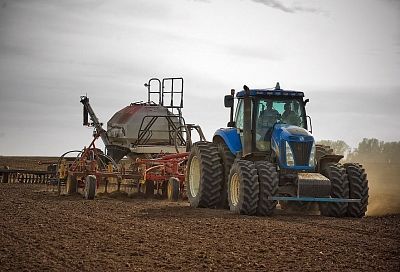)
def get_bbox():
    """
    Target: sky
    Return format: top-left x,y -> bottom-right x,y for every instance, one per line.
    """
0,0 -> 399,156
